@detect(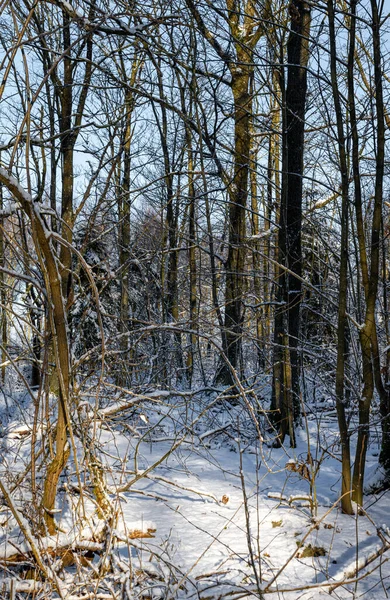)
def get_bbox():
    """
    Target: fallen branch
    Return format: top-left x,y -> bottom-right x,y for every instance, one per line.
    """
147,474 -> 219,503
0,520 -> 155,564
0,578 -> 46,594
0,479 -> 58,581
